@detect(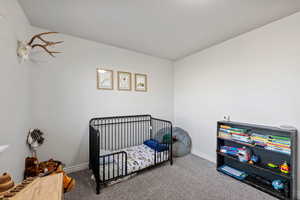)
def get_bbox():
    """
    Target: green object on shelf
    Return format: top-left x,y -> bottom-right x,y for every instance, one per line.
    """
267,163 -> 278,168
269,135 -> 290,141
